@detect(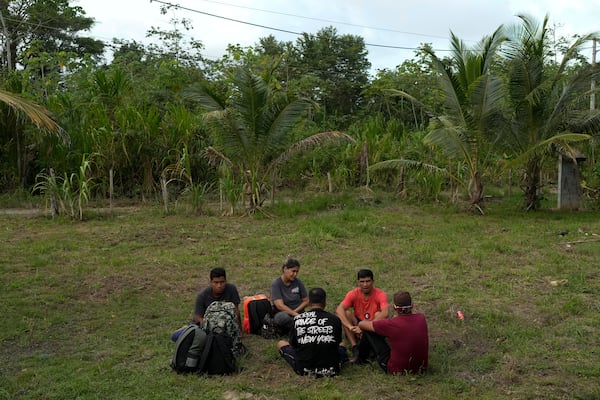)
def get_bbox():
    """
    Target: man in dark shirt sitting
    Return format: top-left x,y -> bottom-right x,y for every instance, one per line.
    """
171,267 -> 242,342
194,267 -> 242,331
277,287 -> 347,377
